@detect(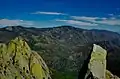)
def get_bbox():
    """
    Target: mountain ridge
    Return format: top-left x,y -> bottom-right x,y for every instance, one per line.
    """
2,25 -> 120,34
0,25 -> 120,79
